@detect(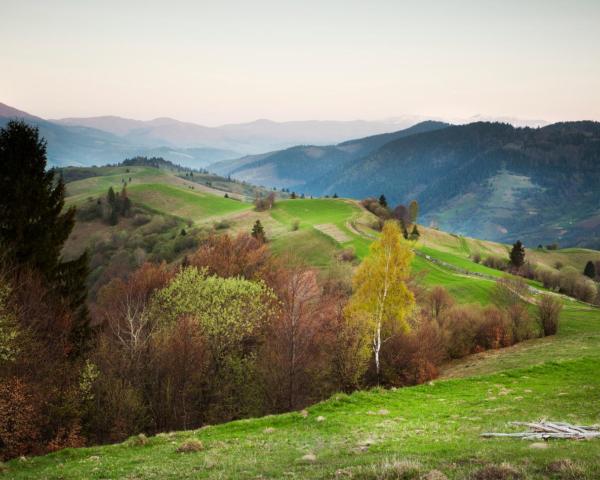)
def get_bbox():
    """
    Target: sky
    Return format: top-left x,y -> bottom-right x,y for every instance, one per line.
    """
1,0 -> 599,125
